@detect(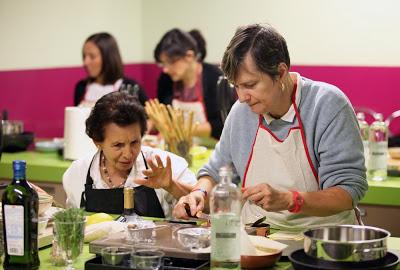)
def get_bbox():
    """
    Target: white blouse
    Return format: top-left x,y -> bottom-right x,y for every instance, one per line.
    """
62,145 -> 197,217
